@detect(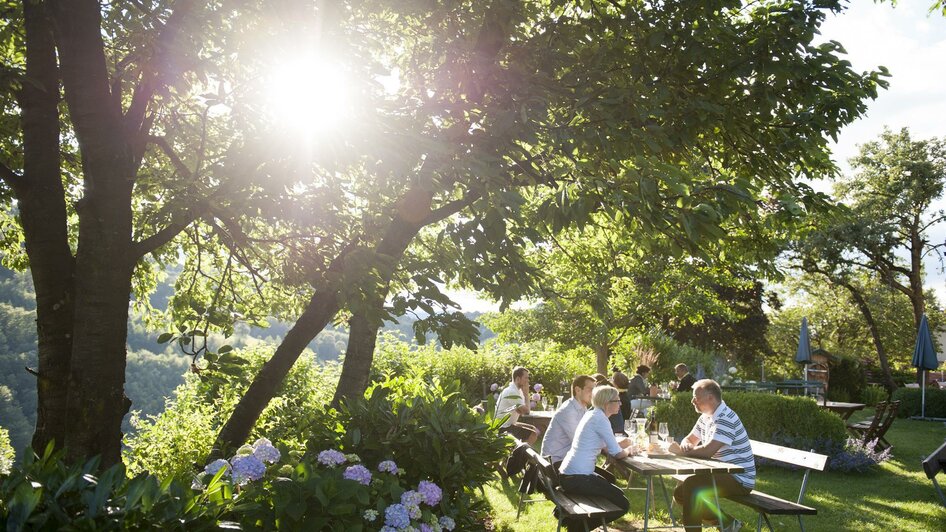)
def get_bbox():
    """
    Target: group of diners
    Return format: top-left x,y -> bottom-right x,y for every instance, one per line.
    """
494,365 -> 754,532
